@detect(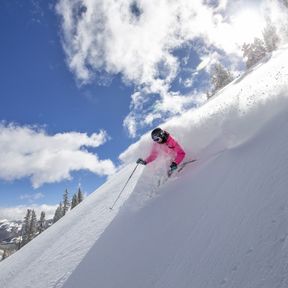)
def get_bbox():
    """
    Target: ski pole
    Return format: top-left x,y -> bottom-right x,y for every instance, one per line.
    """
109,164 -> 139,210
